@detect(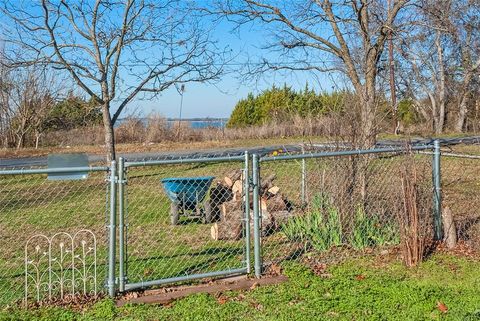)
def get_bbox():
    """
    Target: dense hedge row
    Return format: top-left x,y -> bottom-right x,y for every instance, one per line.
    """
227,84 -> 421,129
226,85 -> 347,128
